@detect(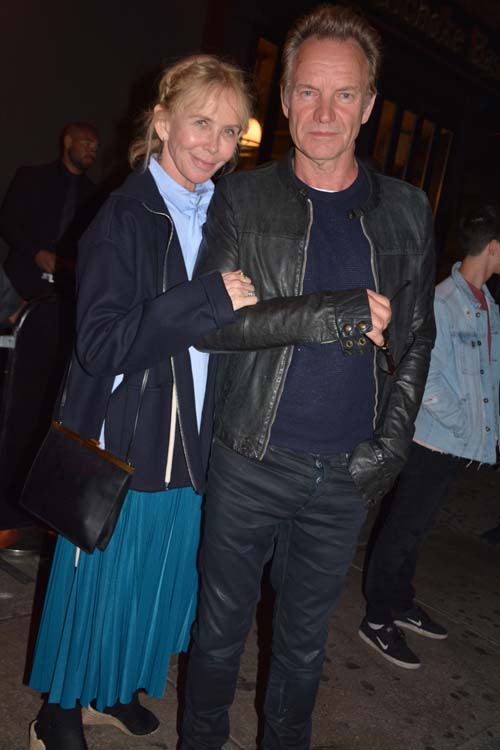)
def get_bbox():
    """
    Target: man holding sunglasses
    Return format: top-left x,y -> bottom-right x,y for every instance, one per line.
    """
360,204 -> 500,670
